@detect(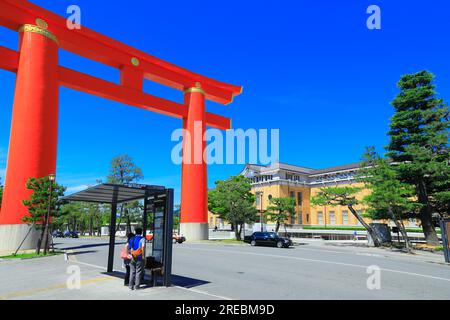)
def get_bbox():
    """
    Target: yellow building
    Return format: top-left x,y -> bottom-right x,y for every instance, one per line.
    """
208,162 -> 418,228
